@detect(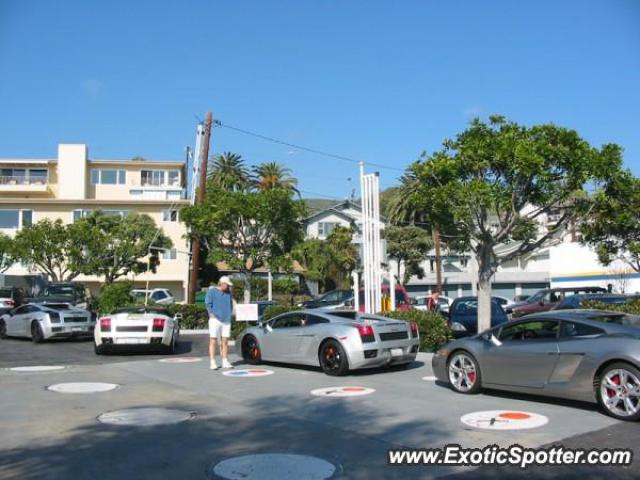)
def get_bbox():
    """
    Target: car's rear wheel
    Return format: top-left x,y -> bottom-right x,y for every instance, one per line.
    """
165,331 -> 178,354
0,319 -> 7,339
94,342 -> 107,355
597,362 -> 640,421
241,335 -> 262,365
447,351 -> 481,394
319,339 -> 349,376
31,322 -> 44,344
